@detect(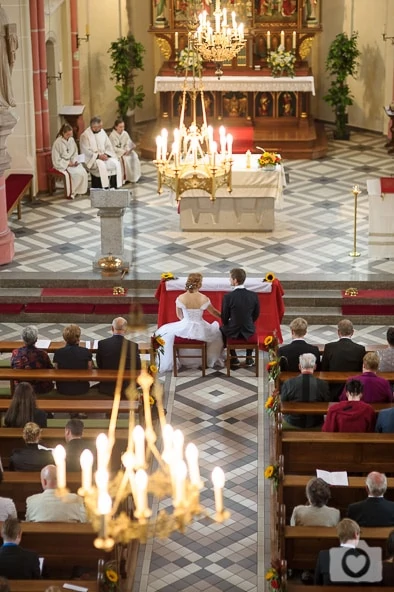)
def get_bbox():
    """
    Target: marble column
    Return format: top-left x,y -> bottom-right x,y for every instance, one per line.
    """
0,109 -> 17,264
90,189 -> 131,270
